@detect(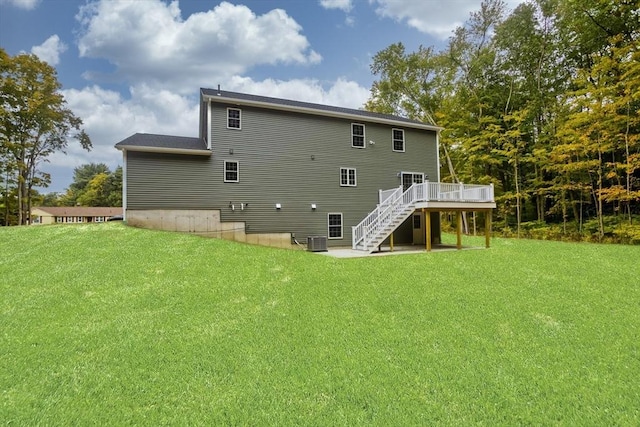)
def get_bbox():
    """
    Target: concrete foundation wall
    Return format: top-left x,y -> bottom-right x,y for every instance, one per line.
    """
126,209 -> 295,250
